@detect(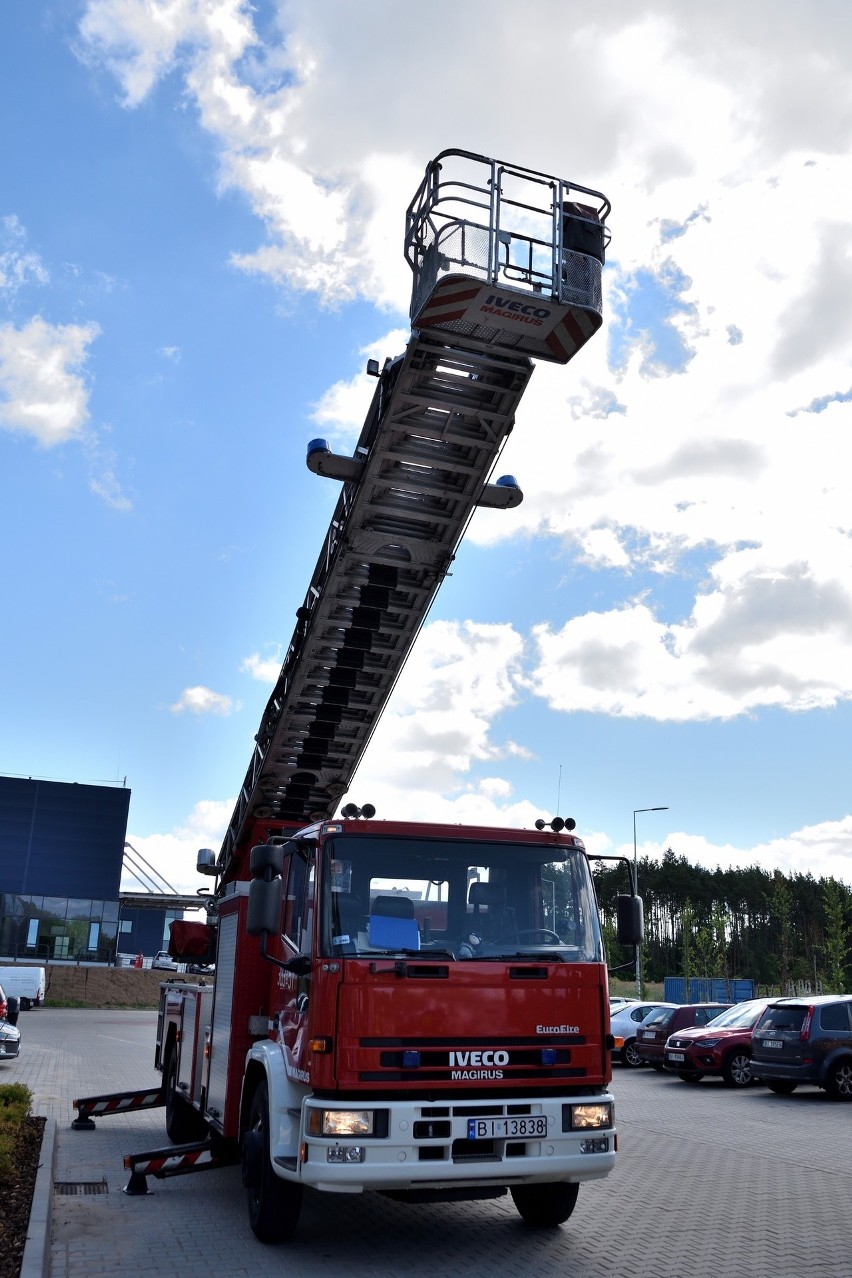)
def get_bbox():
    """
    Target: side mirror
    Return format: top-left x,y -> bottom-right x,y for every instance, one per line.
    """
285,954 -> 312,976
247,877 -> 283,936
196,847 -> 218,877
616,894 -> 644,948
